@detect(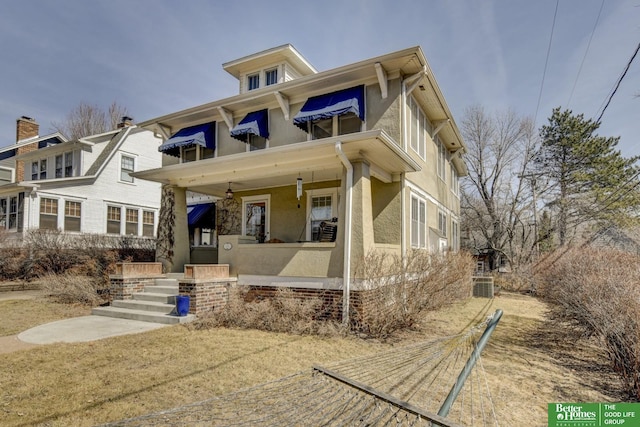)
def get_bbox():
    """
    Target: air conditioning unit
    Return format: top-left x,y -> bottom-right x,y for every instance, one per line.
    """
473,276 -> 494,298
